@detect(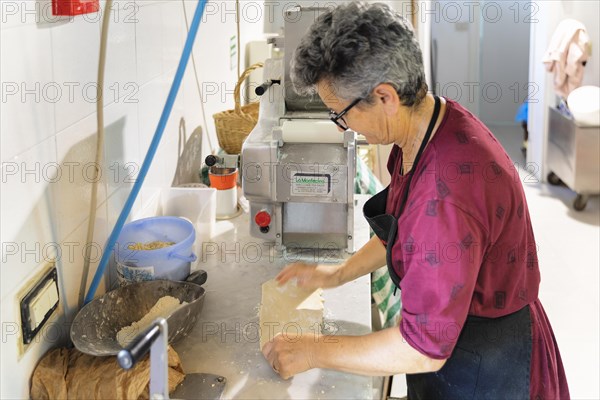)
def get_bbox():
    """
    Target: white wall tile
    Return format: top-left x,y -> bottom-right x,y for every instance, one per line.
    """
0,23 -> 55,160
181,55 -> 219,158
164,74 -> 187,187
106,186 -> 142,233
135,3 -> 163,85
161,1 -> 184,75
136,78 -> 171,204
54,113 -> 108,240
137,79 -> 170,144
1,1 -> 39,29
181,67 -> 204,132
55,200 -> 108,319
0,137 -> 59,295
103,100 -> 140,197
0,1 -> 268,398
51,16 -> 101,132
190,6 -> 242,155
136,0 -> 165,8
162,130 -> 181,187
0,0 -> 71,30
103,0 -> 139,107
161,80 -> 186,186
